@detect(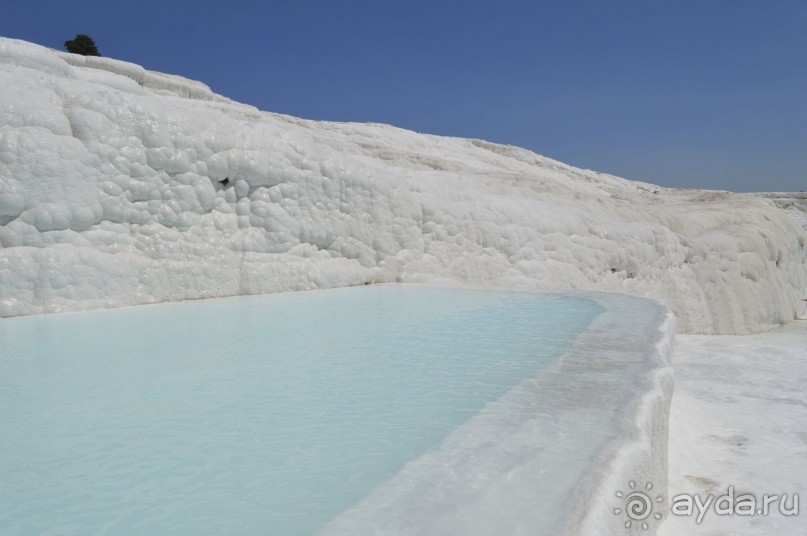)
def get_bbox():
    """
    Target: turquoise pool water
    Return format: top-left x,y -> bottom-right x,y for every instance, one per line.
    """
0,286 -> 604,535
